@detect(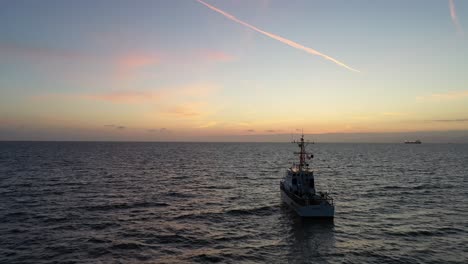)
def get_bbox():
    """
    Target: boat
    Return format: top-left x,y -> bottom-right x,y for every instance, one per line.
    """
405,140 -> 422,144
280,134 -> 334,218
